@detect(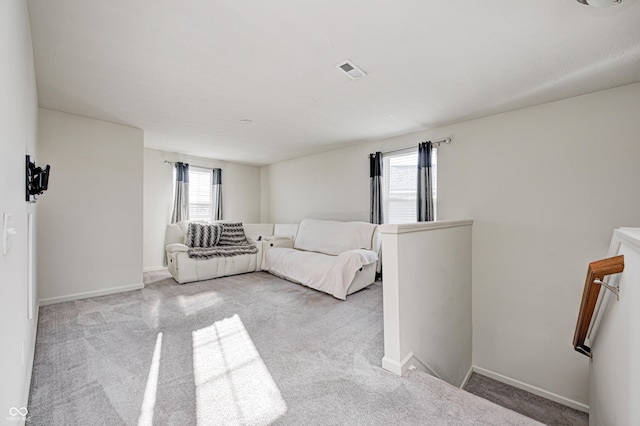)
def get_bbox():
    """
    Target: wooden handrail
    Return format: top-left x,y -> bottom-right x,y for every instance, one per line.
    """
573,255 -> 624,357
